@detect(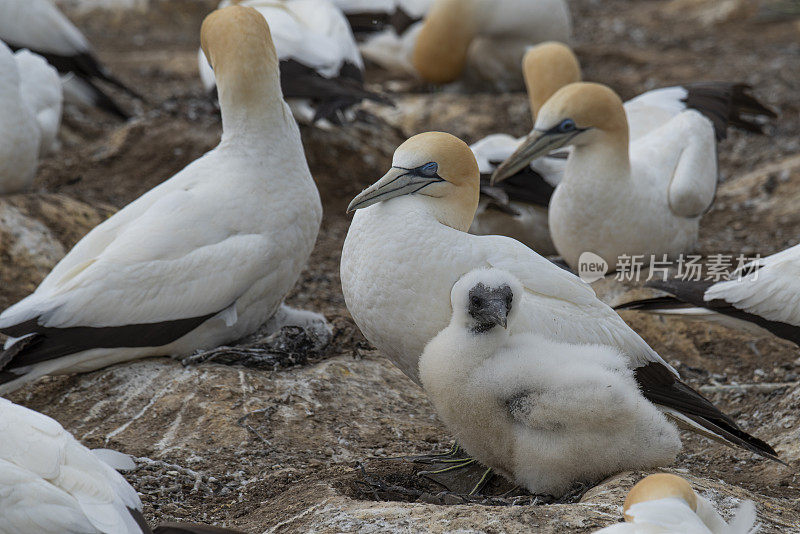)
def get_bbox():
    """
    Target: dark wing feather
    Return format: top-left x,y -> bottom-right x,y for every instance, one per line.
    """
480,164 -> 554,208
0,310 -> 222,385
682,83 -> 777,141
153,523 -> 248,534
279,59 -> 393,123
634,362 -> 782,463
615,278 -> 800,347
